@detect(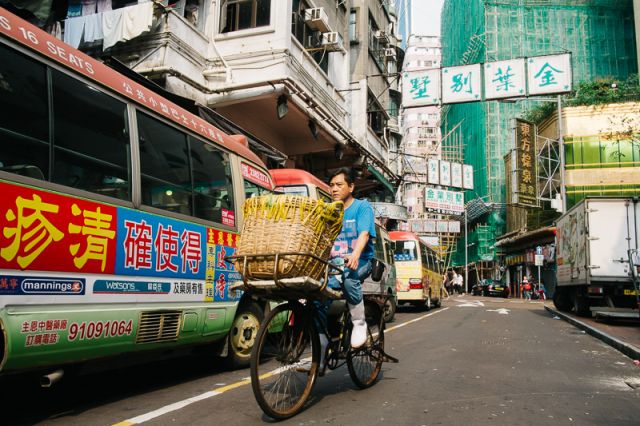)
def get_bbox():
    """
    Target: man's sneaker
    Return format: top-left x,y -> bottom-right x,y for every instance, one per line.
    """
350,319 -> 367,349
348,301 -> 367,349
